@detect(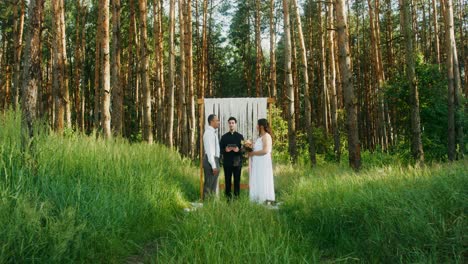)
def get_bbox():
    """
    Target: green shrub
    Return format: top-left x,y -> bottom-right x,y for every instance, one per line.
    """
385,60 -> 467,162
